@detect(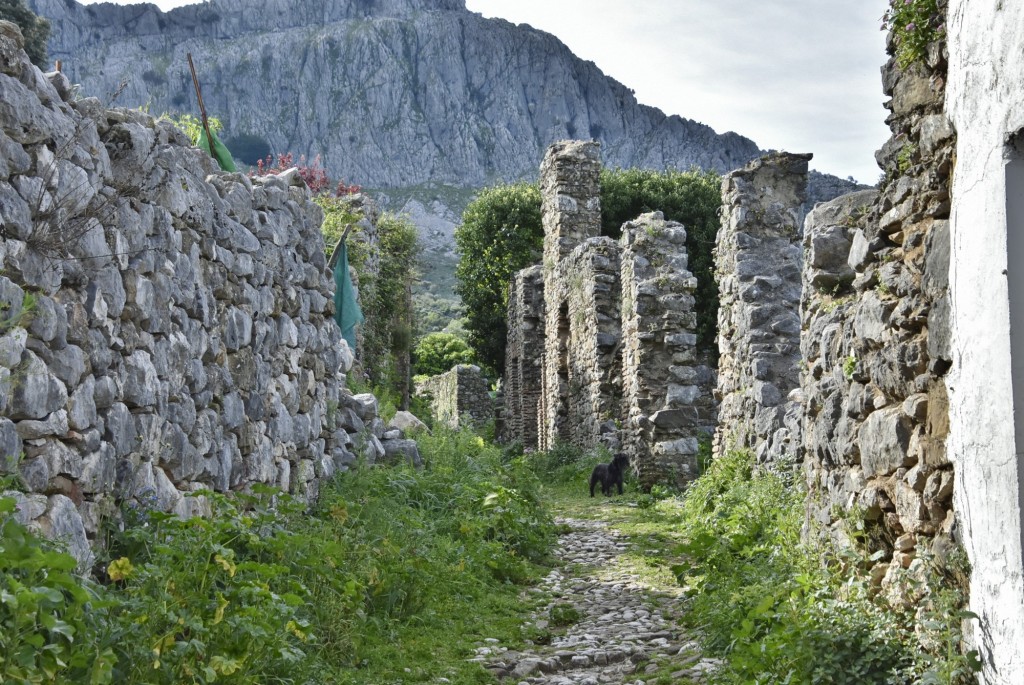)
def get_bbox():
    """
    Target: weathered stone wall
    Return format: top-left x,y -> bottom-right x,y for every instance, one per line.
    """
713,153 -> 808,464
503,265 -> 544,450
539,140 -> 603,451
417,364 -> 493,429
544,238 -> 622,452
620,212 -> 700,487
0,26 -> 397,570
945,0 -> 1024,678
799,12 -> 957,611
